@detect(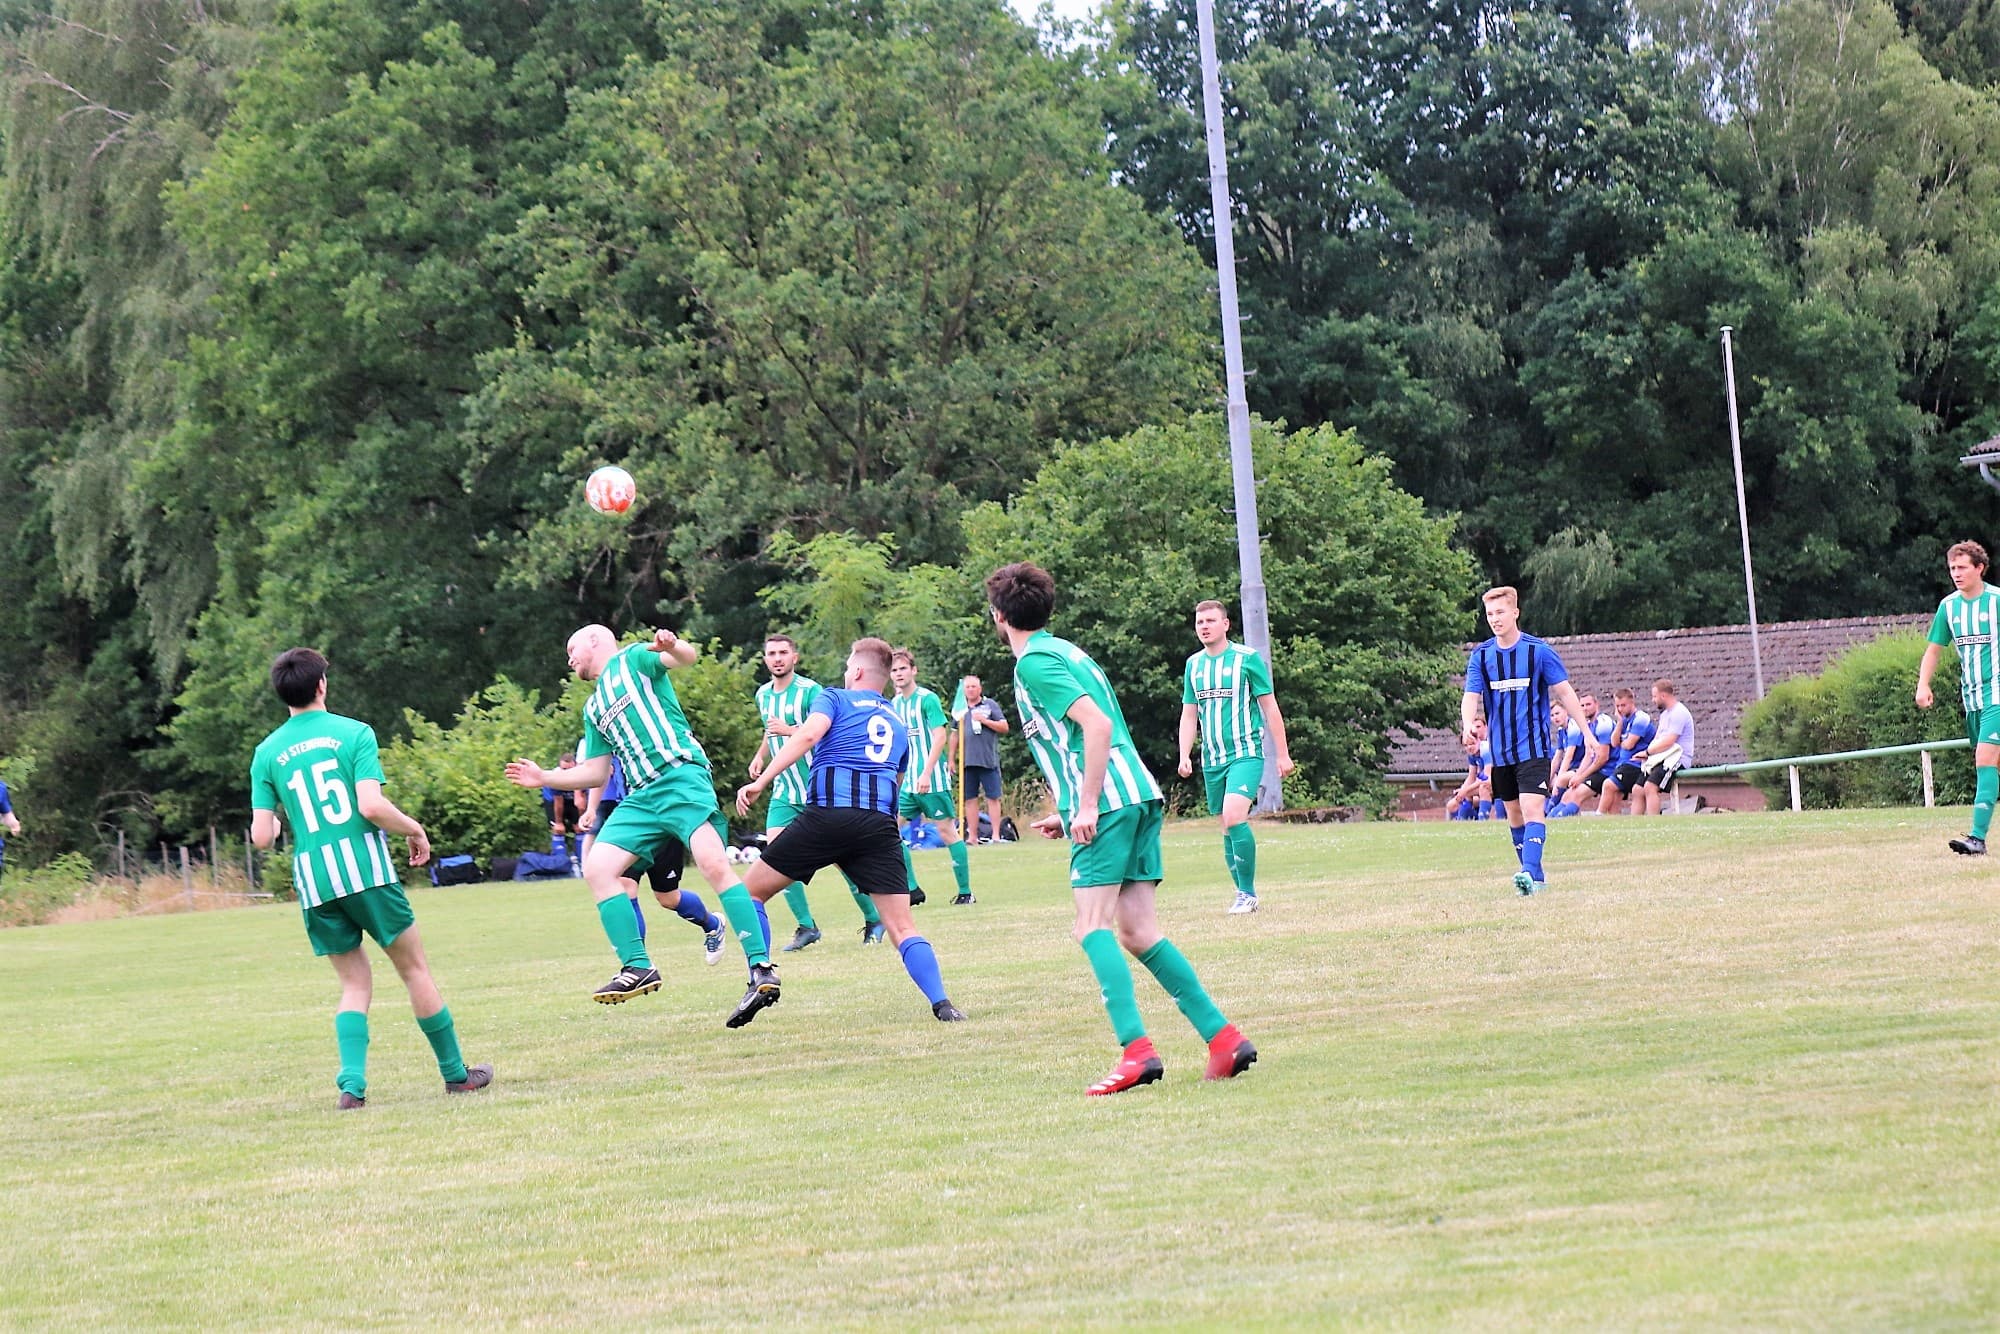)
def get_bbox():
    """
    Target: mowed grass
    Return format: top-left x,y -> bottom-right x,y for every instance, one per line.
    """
4,811 -> 1999,1328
